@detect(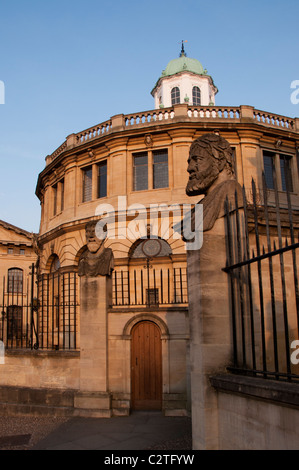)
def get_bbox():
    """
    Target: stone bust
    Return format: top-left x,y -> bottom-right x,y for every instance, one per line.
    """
176,132 -> 243,239
78,221 -> 114,277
